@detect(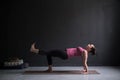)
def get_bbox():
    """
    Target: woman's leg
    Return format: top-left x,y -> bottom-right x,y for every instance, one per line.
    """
30,43 -> 68,72
45,50 -> 68,72
47,50 -> 68,60
30,43 -> 68,59
30,43 -> 53,72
